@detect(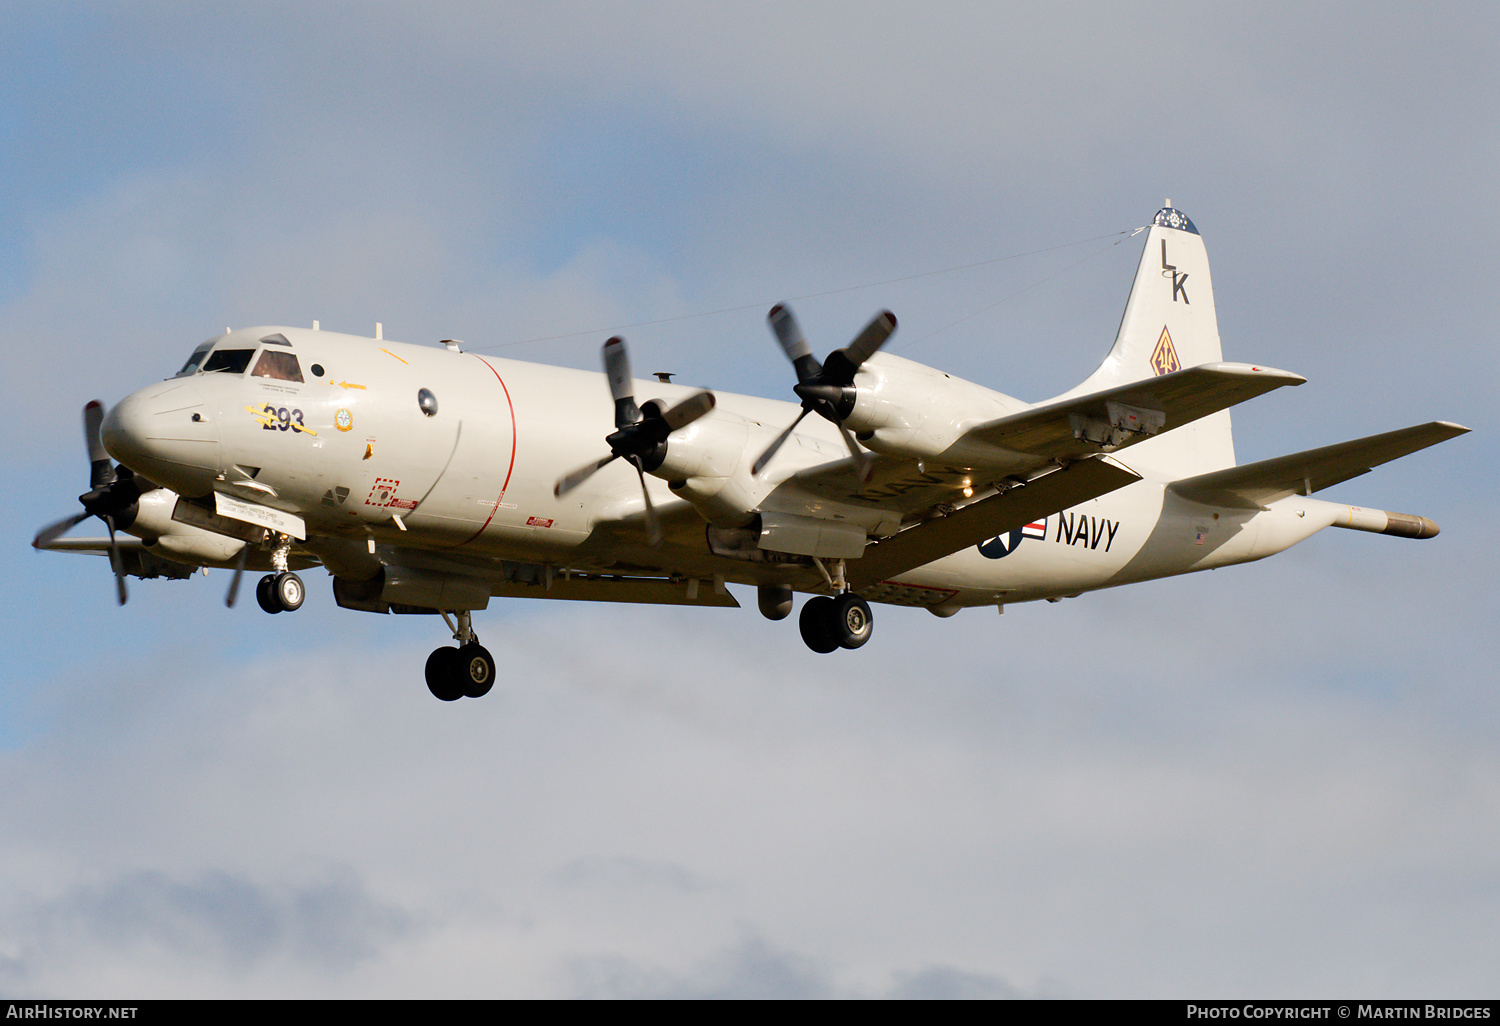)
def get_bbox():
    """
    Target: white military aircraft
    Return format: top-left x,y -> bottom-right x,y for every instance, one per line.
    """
35,205 -> 1468,701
